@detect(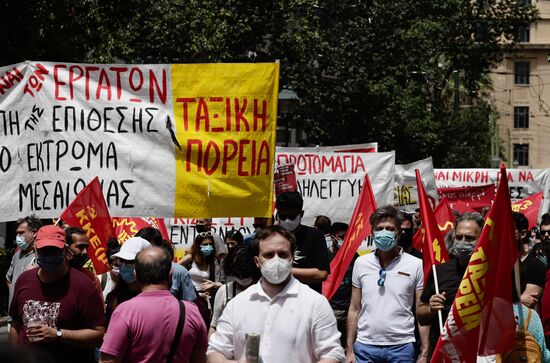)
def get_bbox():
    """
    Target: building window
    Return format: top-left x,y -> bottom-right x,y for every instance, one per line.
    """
515,62 -> 530,84
514,106 -> 529,128
513,144 -> 529,166
516,24 -> 530,43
